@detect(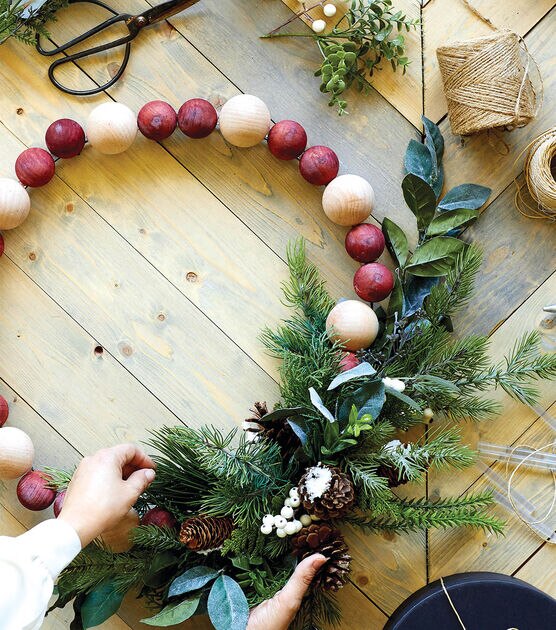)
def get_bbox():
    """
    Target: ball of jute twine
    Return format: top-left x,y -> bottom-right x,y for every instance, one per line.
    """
437,31 -> 537,136
514,127 -> 556,221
